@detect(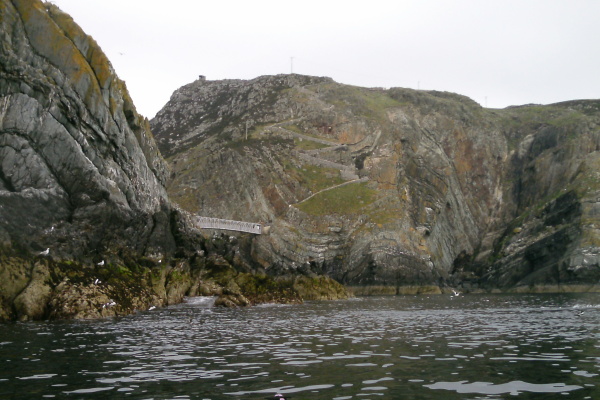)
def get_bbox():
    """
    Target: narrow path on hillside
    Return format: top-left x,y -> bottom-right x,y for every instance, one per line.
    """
267,122 -> 358,178
262,119 -> 370,206
293,177 -> 369,207
292,151 -> 359,180
271,125 -> 339,146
